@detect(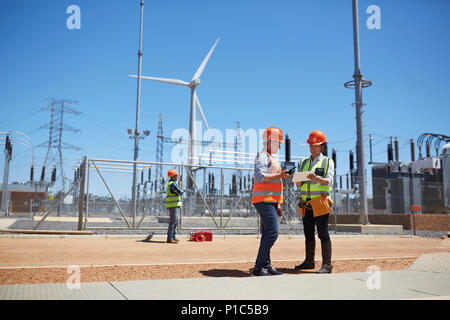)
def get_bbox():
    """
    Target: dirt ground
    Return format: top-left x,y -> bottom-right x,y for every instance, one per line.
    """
0,235 -> 449,285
